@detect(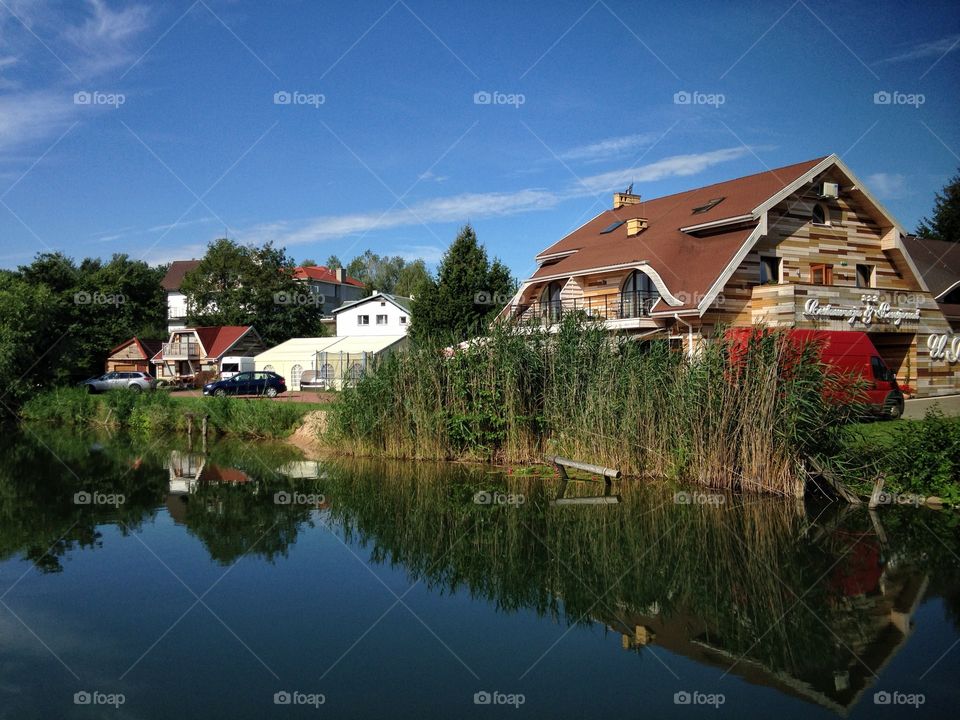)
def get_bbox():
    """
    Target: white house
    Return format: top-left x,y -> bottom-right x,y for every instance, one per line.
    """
332,292 -> 412,337
161,260 -> 201,333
